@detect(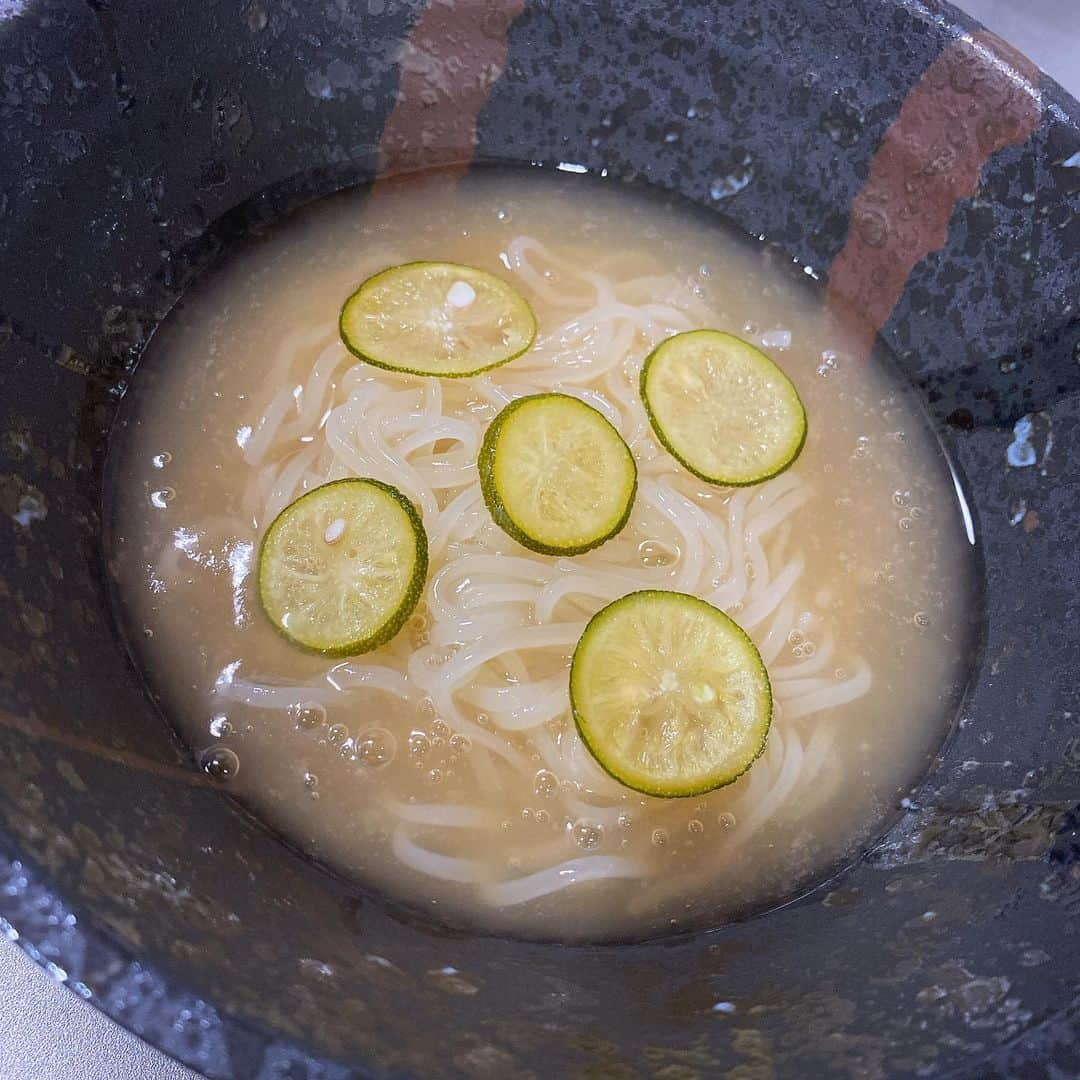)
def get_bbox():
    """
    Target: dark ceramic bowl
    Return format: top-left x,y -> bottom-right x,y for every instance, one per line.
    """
1,1 -> 1078,1076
